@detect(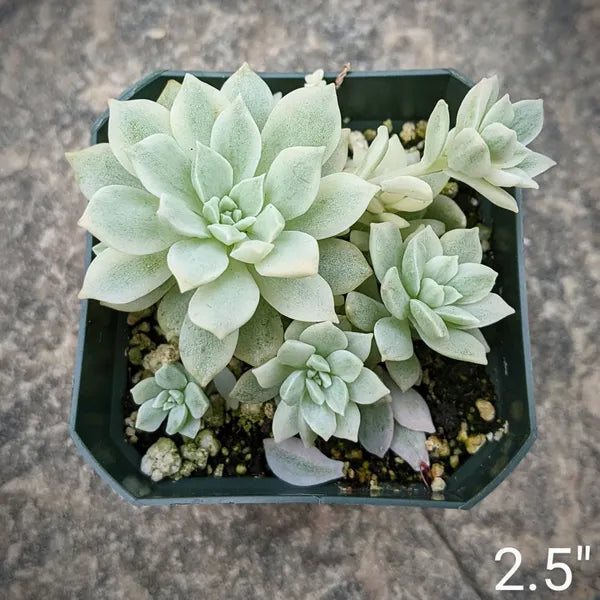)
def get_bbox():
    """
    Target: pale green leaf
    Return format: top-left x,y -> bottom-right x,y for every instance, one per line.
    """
380,266 -> 410,320
374,316 -> 413,362
157,193 -> 210,239
421,99 -> 450,168
280,370 -> 308,405
322,128 -> 350,176
424,194 -> 467,231
250,204 -> 285,243
480,122 -> 517,165
344,331 -> 373,363
386,356 -> 422,392
422,255 -> 459,284
413,321 -> 488,364
334,402 -> 360,442
409,298 -> 448,339
230,239 -> 274,264
255,231 -> 319,278
100,278 -> 174,312
317,238 -> 372,295
345,292 -> 389,332
229,174 -> 265,217
448,263 -> 497,304
445,170 -> 518,212
155,363 -> 187,390
277,339 -> 316,368
324,376 -> 349,415
165,404 -> 188,435
131,378 -> 162,405
299,322 -> 348,356
135,401 -> 167,432
253,357 -> 294,389
347,368 -> 390,405
184,381 -> 210,419
156,79 -> 181,110
515,149 -> 556,177
301,396 -> 336,440
447,128 -> 492,178
358,400 -> 394,457
192,142 -> 234,202
326,350 -> 363,383
229,370 -> 278,404
440,227 -> 483,265
369,222 -> 403,283
157,286 -> 193,341
390,386 -> 435,433
511,99 -> 544,145
459,292 -> 515,328
390,424 -> 428,471
272,402 -> 300,442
